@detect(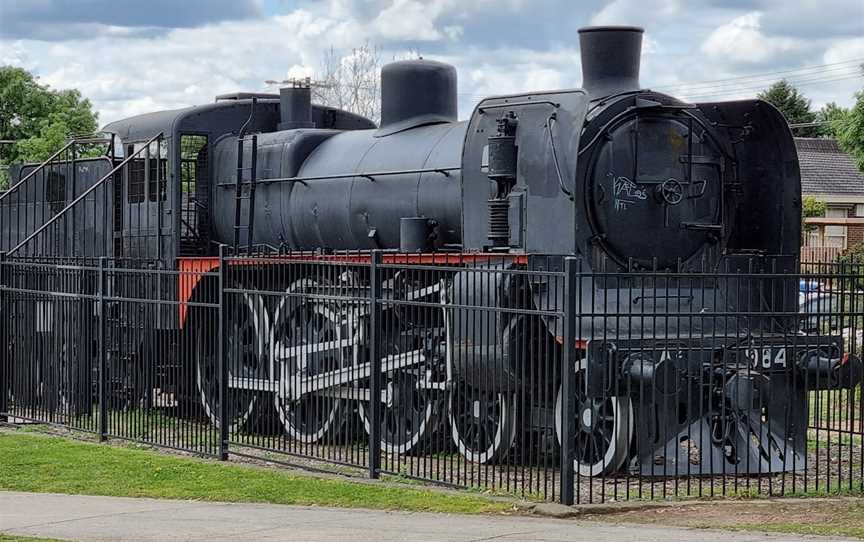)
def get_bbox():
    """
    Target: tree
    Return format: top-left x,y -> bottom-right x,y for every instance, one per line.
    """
835,90 -> 864,172
802,195 -> 826,240
313,42 -> 382,124
758,80 -> 819,137
815,101 -> 849,138
0,66 -> 99,187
